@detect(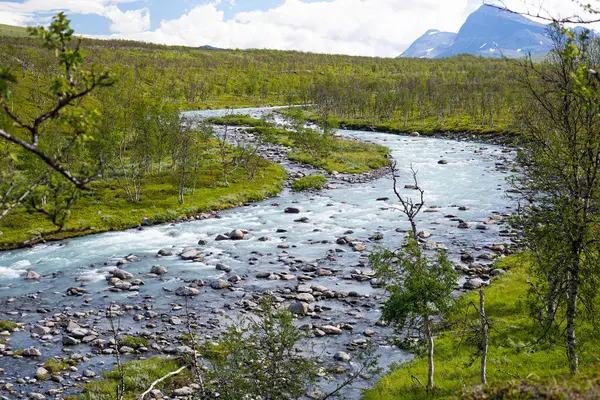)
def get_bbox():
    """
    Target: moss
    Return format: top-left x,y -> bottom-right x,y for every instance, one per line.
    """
292,174 -> 327,191
364,253 -> 600,400
44,357 -> 78,374
121,335 -> 149,349
13,349 -> 24,356
79,357 -> 191,400
0,320 -> 18,332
